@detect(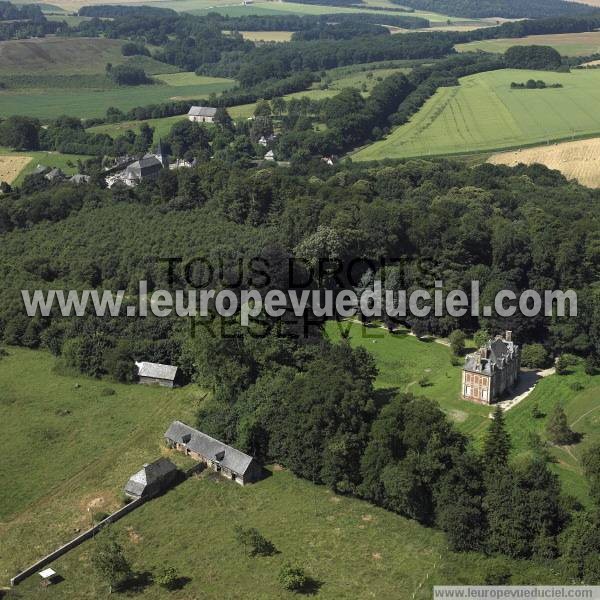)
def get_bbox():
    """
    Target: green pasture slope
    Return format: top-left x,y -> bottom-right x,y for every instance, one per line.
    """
0,75 -> 235,120
326,321 -> 600,505
87,65 -> 411,140
0,347 -> 562,597
456,31 -> 600,57
353,68 -> 600,161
